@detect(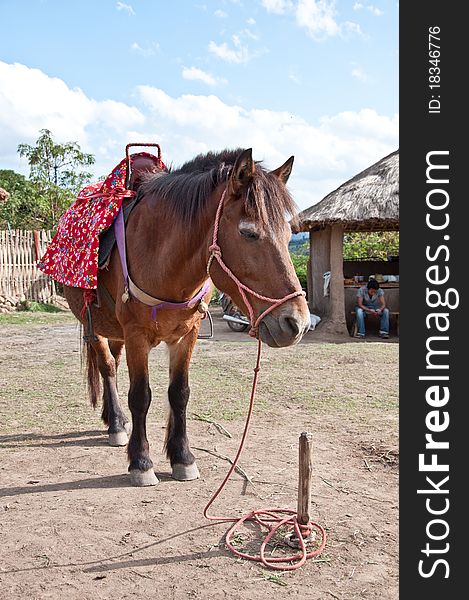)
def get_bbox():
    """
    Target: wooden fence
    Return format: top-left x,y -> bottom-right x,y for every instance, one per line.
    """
0,230 -> 56,302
